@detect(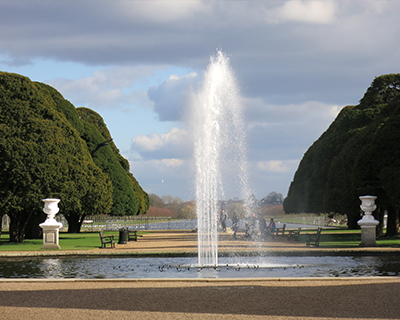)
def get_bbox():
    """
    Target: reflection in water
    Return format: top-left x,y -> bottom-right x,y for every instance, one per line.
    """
0,255 -> 399,279
40,259 -> 62,278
